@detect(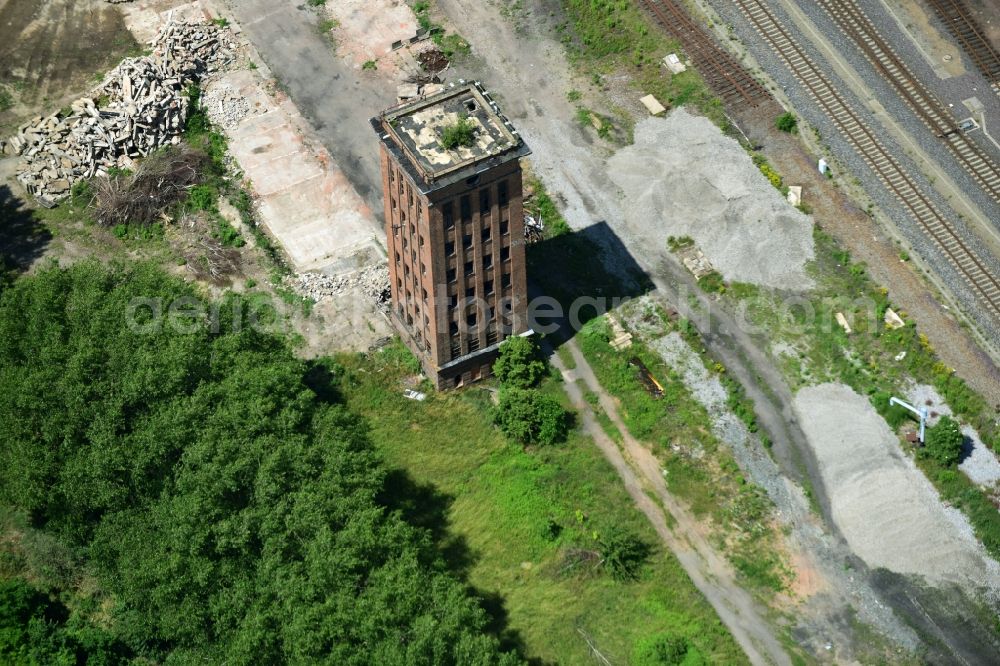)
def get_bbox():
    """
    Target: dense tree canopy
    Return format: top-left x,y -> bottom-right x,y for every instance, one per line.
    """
0,261 -> 520,664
